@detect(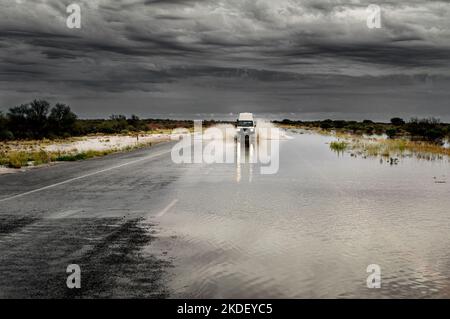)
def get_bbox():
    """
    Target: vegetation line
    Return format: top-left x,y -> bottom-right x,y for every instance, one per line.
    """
0,99 -> 201,169
276,117 -> 450,142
